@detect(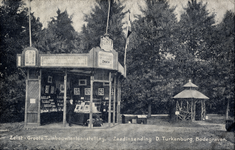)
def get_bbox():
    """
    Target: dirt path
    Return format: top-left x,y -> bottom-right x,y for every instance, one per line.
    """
0,122 -> 234,149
